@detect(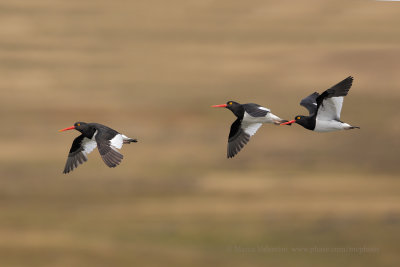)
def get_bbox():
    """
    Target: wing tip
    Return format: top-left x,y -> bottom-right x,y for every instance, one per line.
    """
342,76 -> 354,88
62,152 -> 88,174
227,133 -> 251,158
